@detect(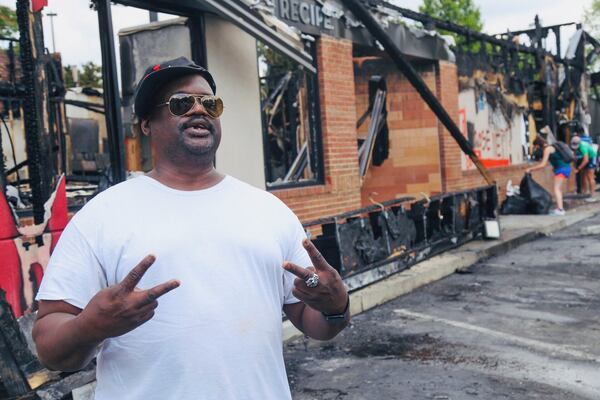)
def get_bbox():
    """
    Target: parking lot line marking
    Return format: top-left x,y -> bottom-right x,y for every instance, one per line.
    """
393,309 -> 600,363
480,263 -> 597,280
